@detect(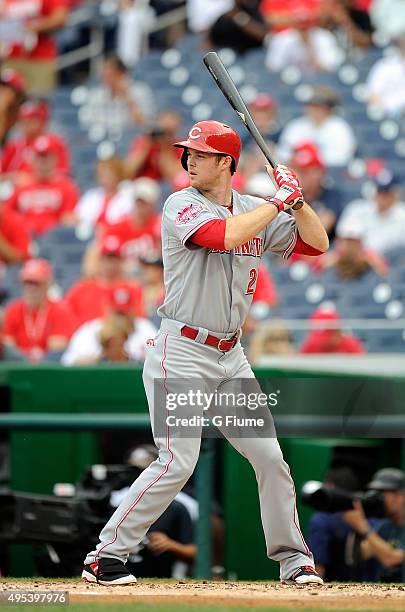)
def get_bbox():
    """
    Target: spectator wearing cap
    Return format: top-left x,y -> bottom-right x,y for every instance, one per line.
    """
208,0 -> 268,54
3,258 -> 75,362
84,178 -> 162,277
241,94 -> 280,158
84,53 -> 155,139
300,307 -> 366,354
289,142 -> 343,240
318,217 -> 389,278
61,289 -> 157,366
366,32 -> 405,117
343,468 -> 405,582
265,13 -> 343,73
1,98 -> 71,182
126,110 -> 183,183
278,86 -> 357,167
337,170 -> 405,254
0,0 -> 69,92
250,94 -> 280,142
0,180 -> 30,267
4,134 -> 79,237
240,95 -> 279,185
0,69 -> 25,146
74,157 -> 133,231
66,235 -> 145,330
